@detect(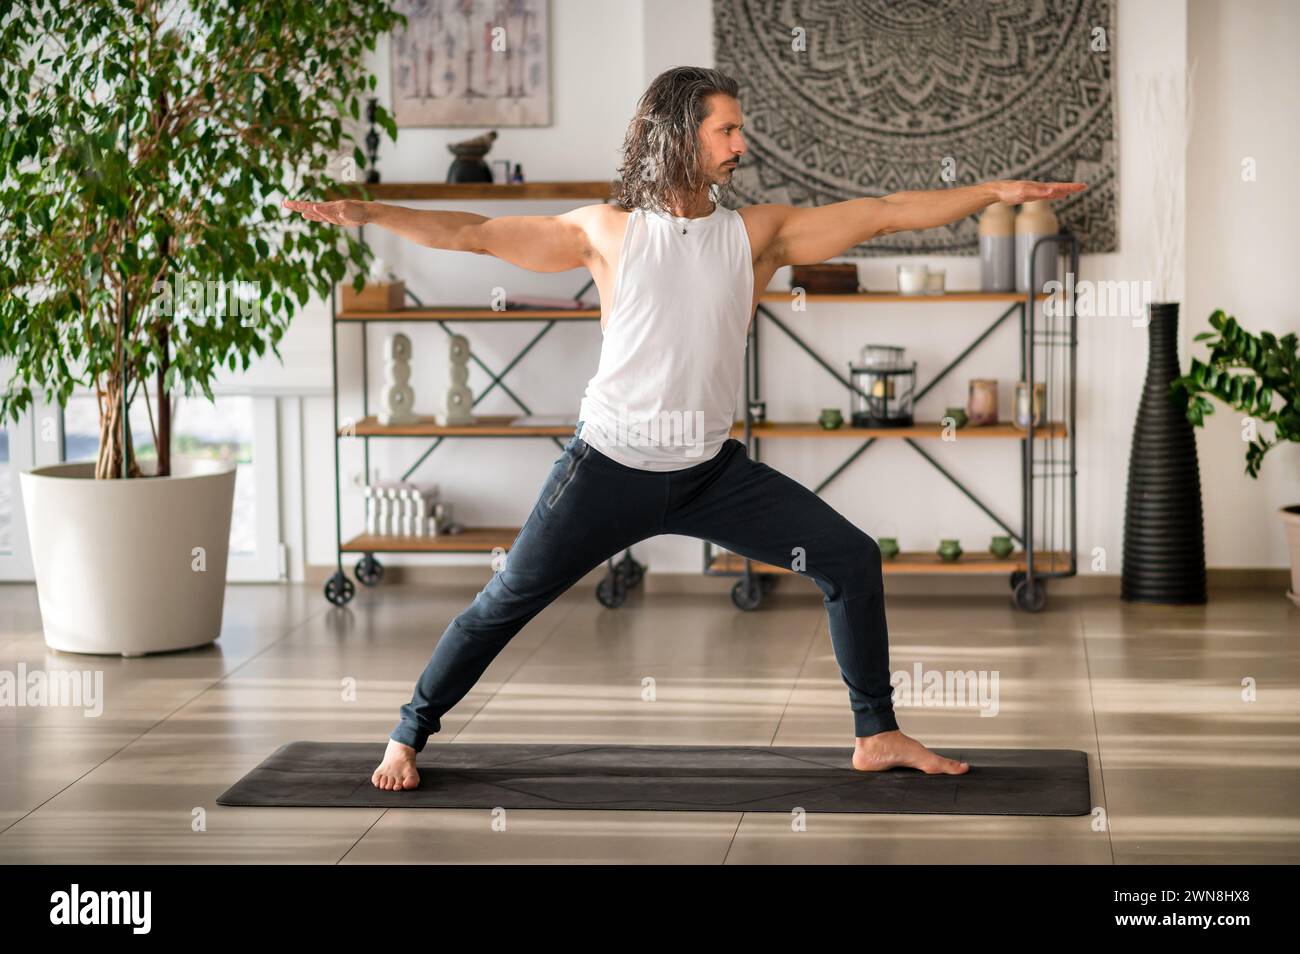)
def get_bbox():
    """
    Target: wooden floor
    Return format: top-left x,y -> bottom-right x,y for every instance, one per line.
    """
0,578 -> 1296,864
